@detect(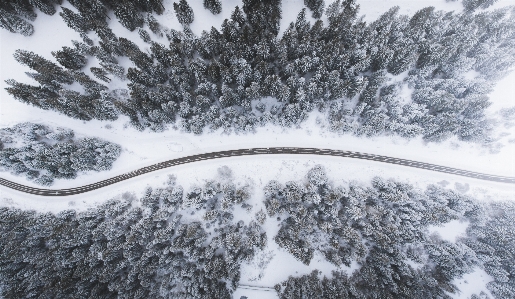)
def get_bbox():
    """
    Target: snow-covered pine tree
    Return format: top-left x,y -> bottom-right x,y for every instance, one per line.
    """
304,0 -> 324,18
114,1 -> 144,31
51,46 -> 88,70
13,49 -> 74,85
173,0 -> 194,26
204,0 -> 222,15
59,7 -> 91,33
90,67 -> 110,82
0,0 -> 62,35
0,10 -> 34,36
463,0 -> 499,12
